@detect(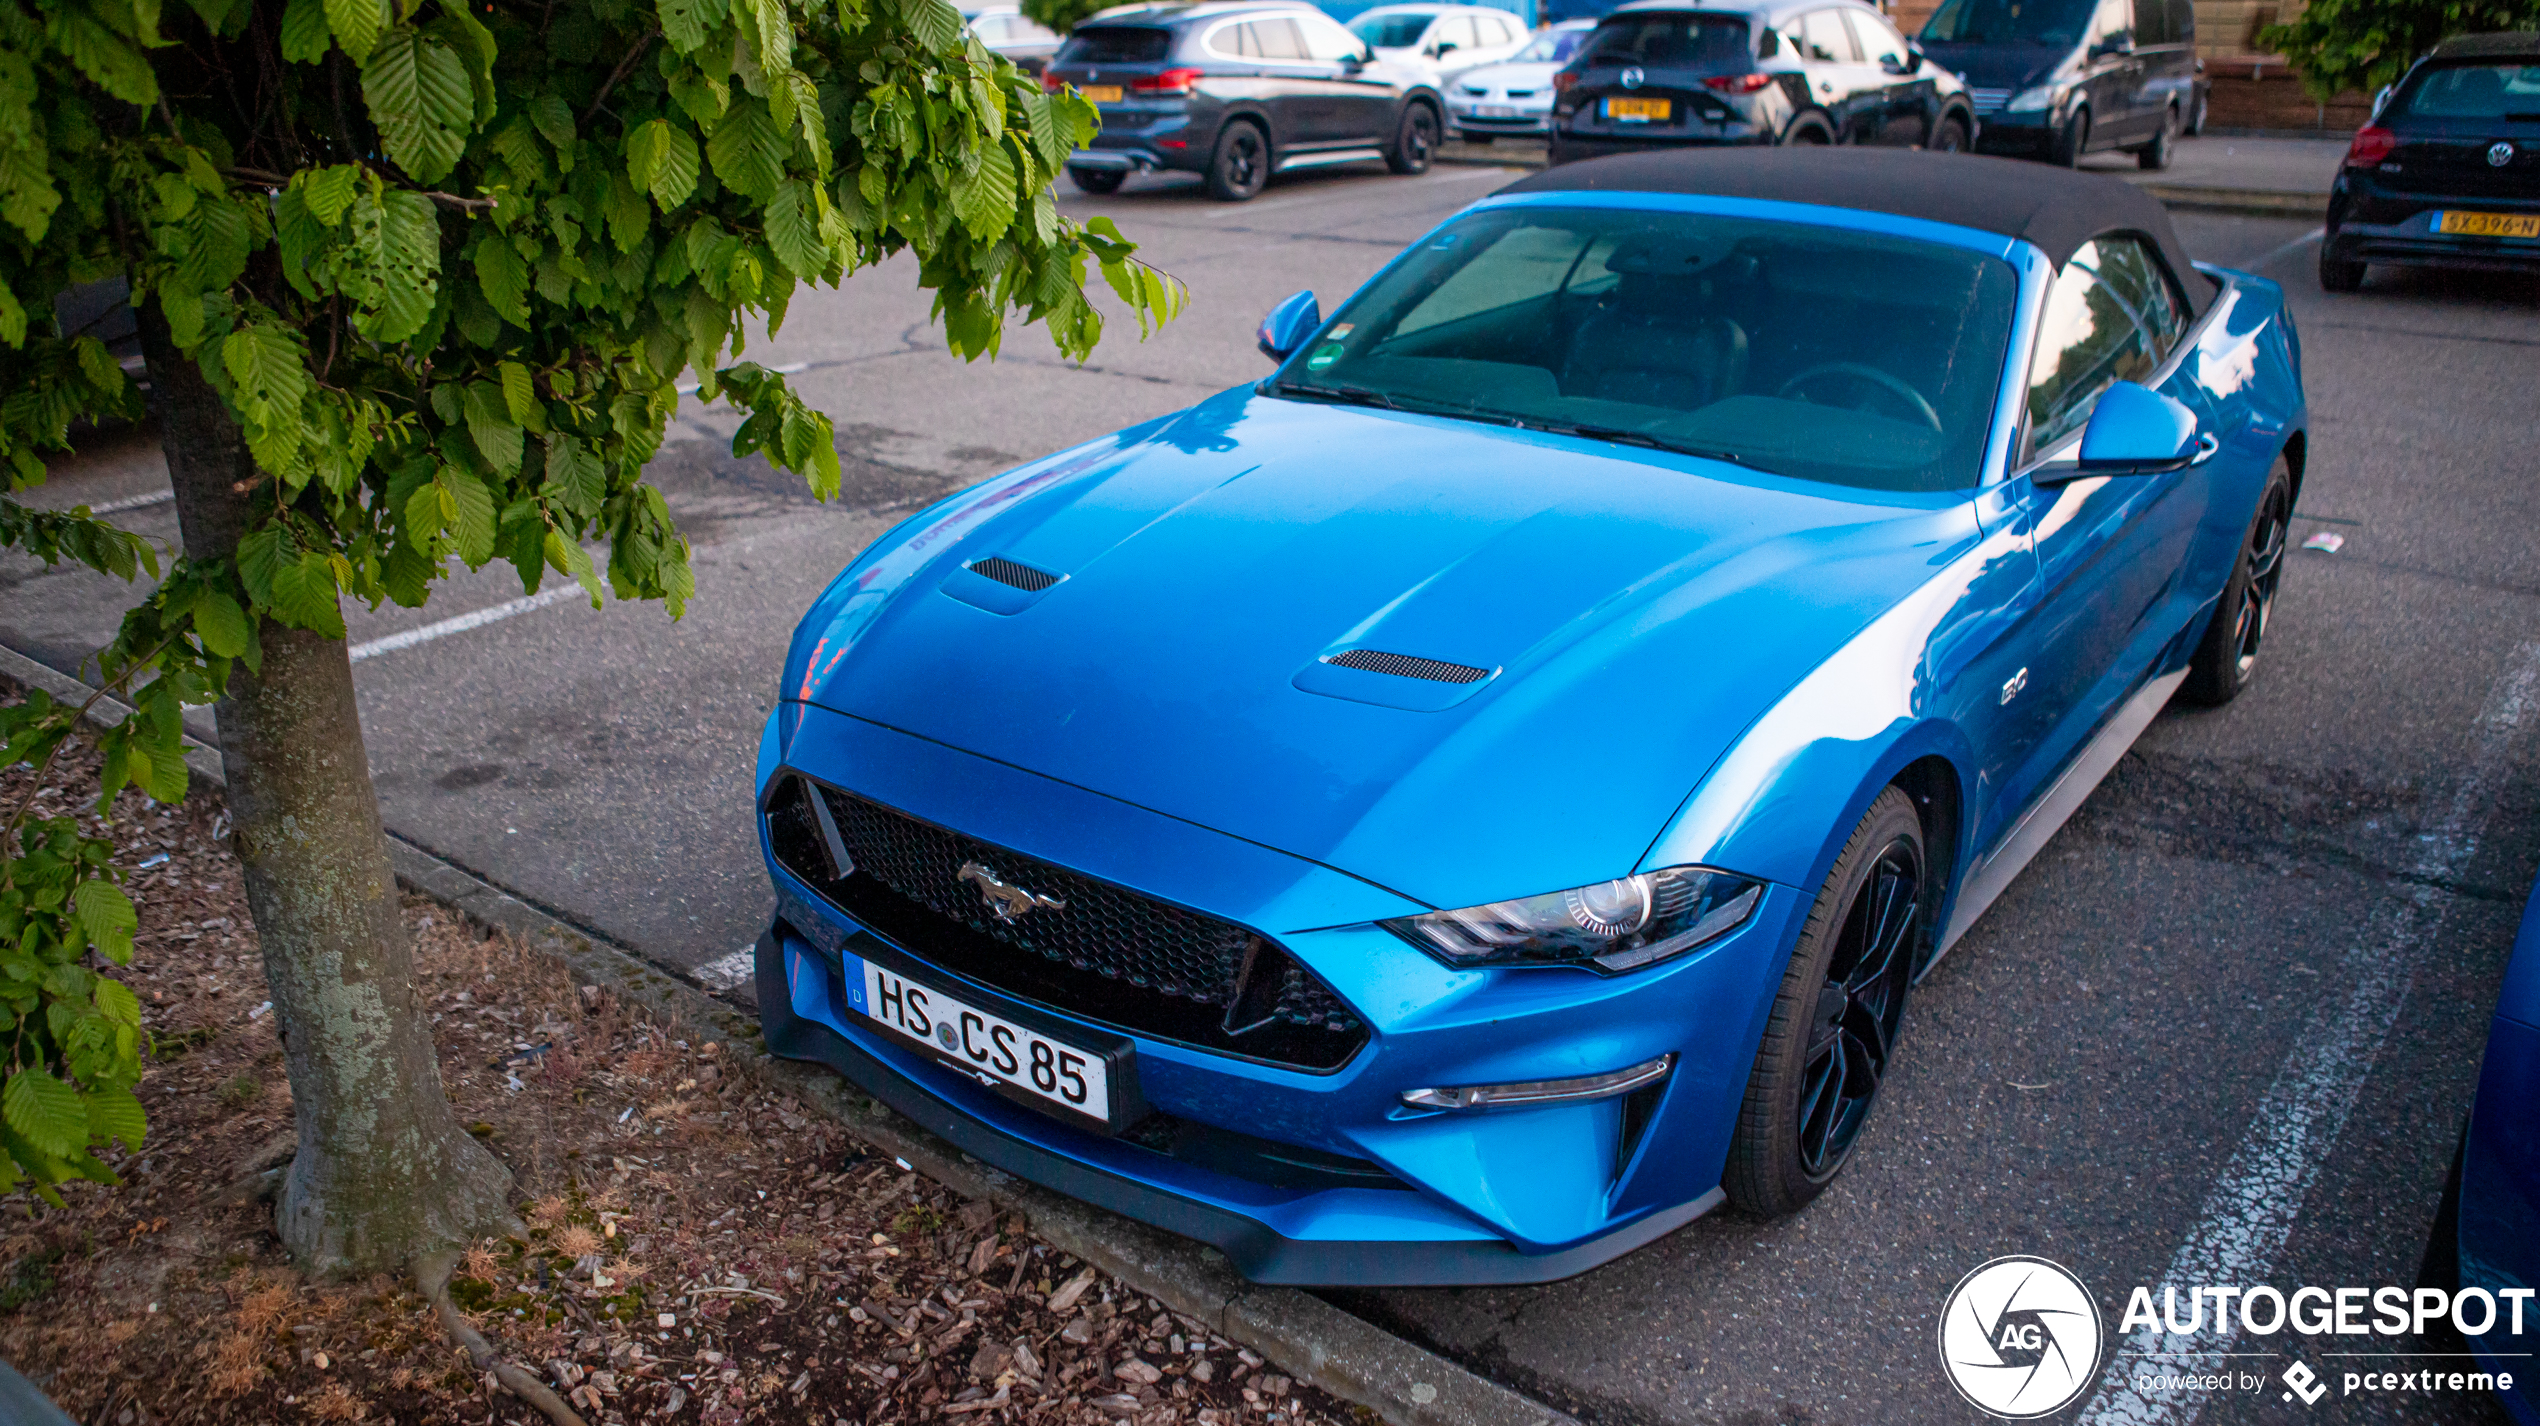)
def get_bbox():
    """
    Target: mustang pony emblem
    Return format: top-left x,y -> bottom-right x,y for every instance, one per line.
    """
958,861 -> 1066,922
